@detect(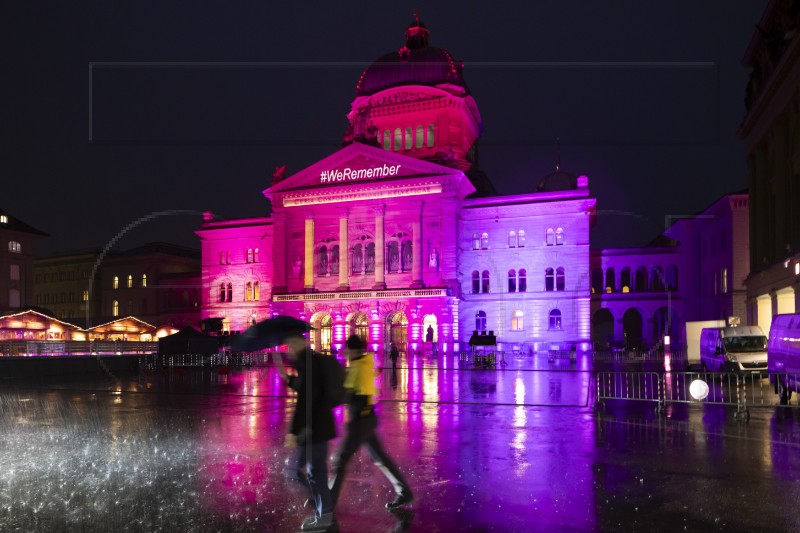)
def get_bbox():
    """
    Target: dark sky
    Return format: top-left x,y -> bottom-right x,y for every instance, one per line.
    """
1,1 -> 767,256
